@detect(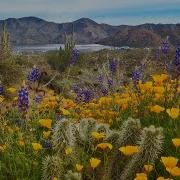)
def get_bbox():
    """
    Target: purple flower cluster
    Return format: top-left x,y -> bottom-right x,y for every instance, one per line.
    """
109,59 -> 118,76
27,66 -> 40,82
132,69 -> 141,84
34,94 -> 43,103
43,141 -> 52,150
18,87 -> 29,113
0,84 -> 4,95
174,47 -> 180,72
161,38 -> 170,55
101,87 -> 109,96
107,78 -> 113,88
97,74 -> 109,96
97,74 -> 104,84
72,85 -> 94,103
71,48 -> 80,65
